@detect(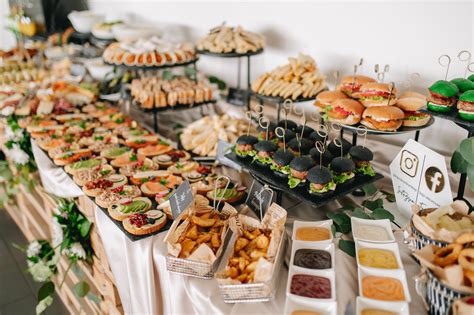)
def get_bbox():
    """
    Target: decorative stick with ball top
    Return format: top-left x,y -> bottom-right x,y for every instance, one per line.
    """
245,111 -> 252,136
351,65 -> 358,95
459,50 -> 471,79
275,127 -> 287,151
207,175 -> 231,209
404,73 -> 421,92
375,64 -> 390,83
440,54 -> 452,81
259,116 -> 270,141
333,70 -> 340,88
